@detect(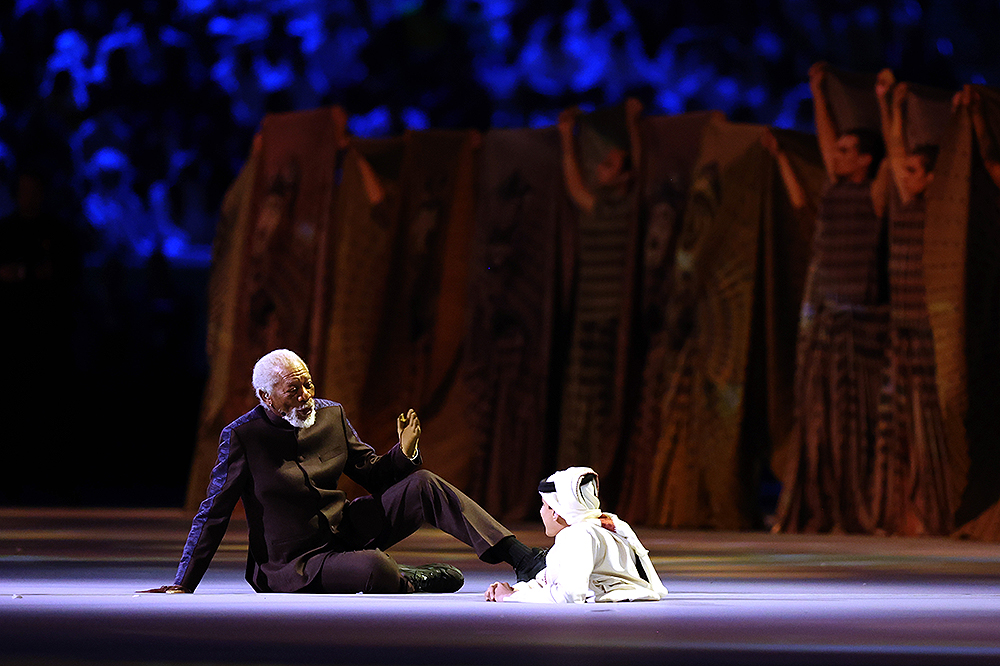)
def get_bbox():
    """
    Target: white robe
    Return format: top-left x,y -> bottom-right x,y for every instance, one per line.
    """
506,519 -> 668,603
